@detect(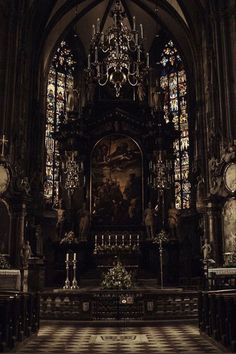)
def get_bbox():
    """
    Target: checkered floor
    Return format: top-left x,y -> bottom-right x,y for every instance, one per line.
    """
16,322 -> 224,353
